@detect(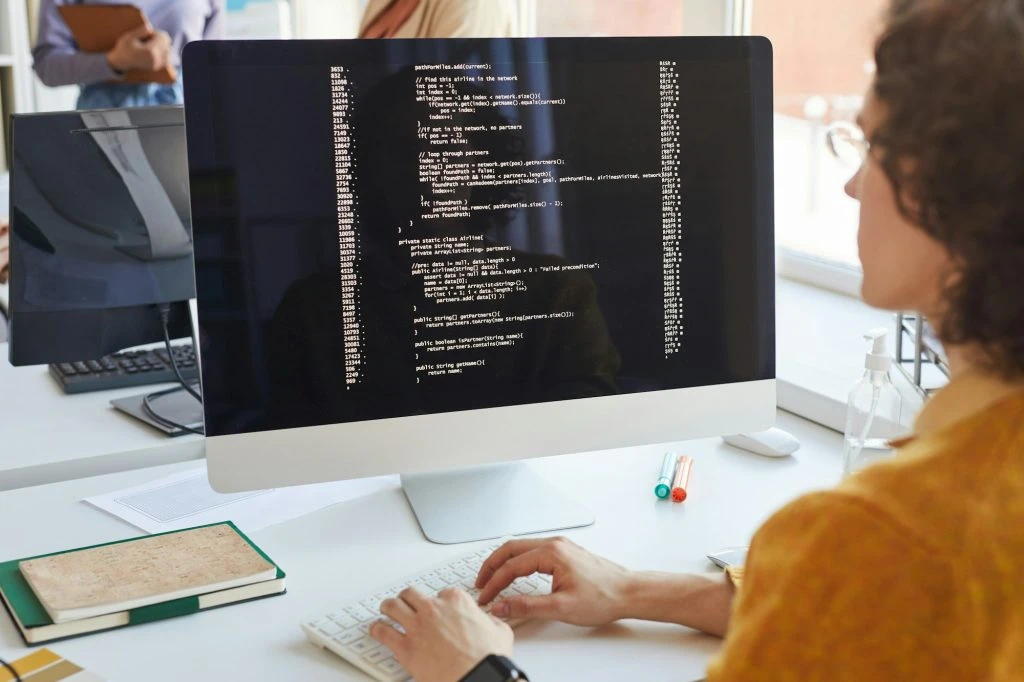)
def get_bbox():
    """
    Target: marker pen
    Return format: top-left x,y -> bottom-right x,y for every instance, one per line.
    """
654,452 -> 676,499
671,455 -> 693,502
